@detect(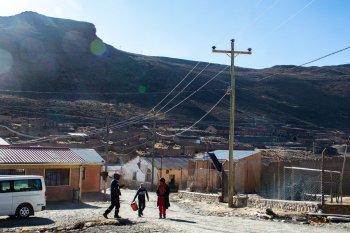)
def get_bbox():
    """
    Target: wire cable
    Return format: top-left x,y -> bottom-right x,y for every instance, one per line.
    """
156,91 -> 229,137
237,45 -> 350,89
252,0 -> 316,47
234,0 -> 280,38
